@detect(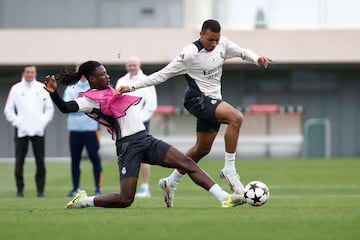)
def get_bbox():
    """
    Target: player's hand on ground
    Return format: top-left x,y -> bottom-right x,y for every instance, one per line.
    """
44,75 -> 57,93
258,57 -> 272,68
116,86 -> 131,95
